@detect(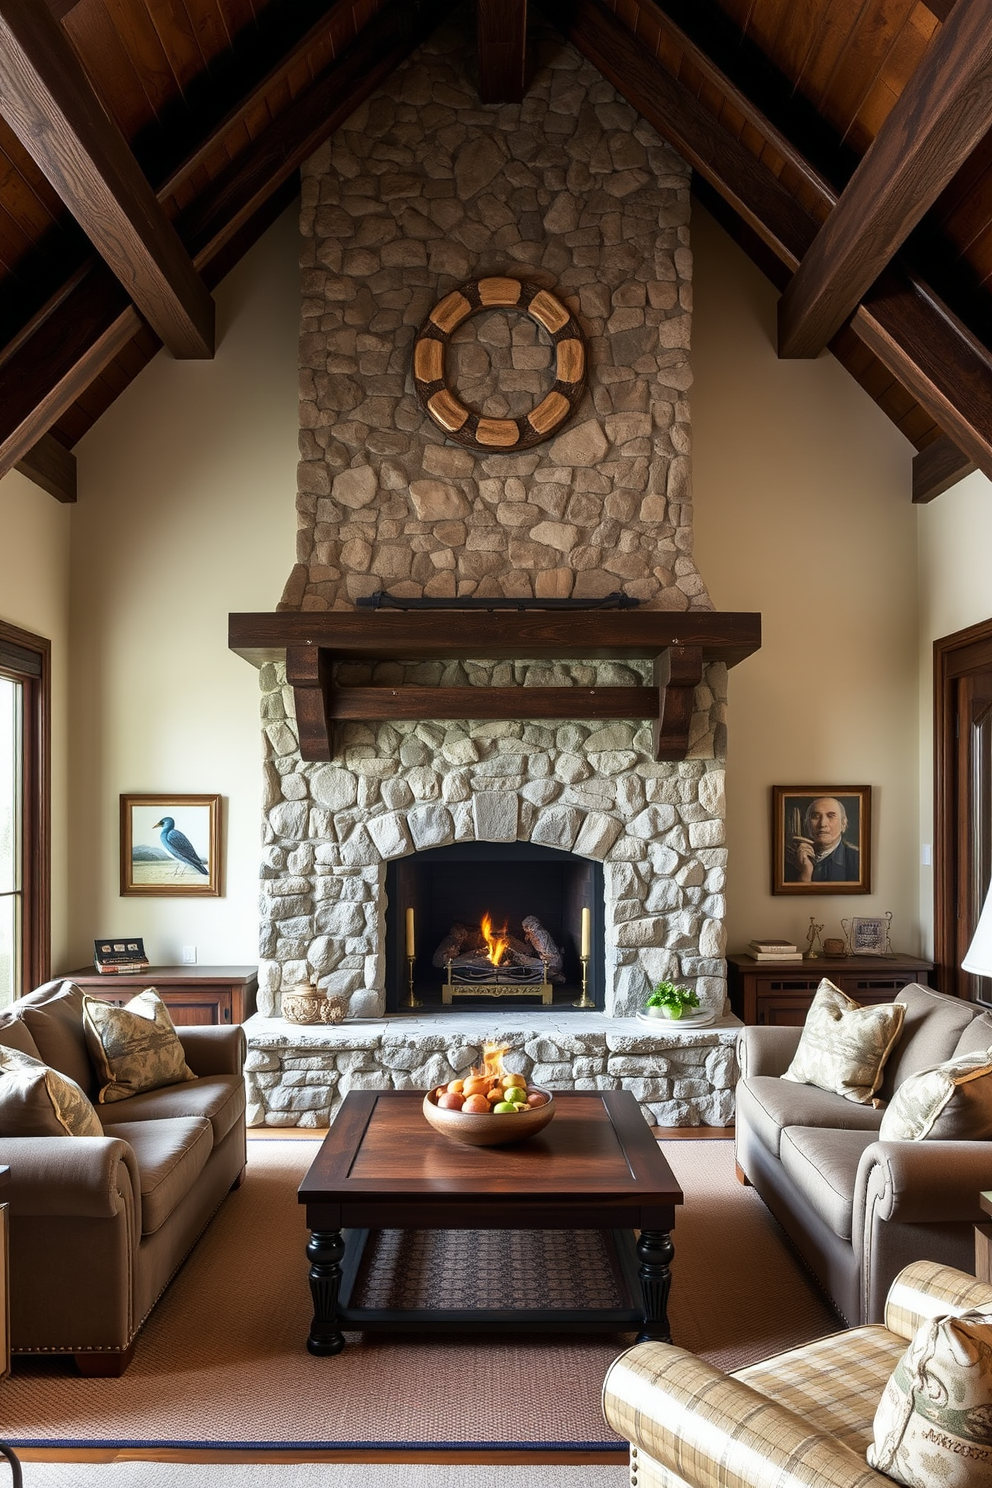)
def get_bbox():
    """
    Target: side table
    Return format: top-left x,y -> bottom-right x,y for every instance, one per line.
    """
60,965 -> 258,1025
0,1165 -> 9,1378
727,952 -> 933,1025
977,1191 -> 992,1284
